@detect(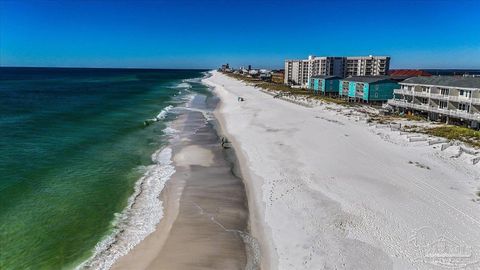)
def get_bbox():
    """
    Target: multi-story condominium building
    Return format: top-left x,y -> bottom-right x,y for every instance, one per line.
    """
285,55 -> 390,86
344,56 -> 390,77
387,77 -> 480,127
285,56 -> 345,86
339,76 -> 398,102
284,59 -> 310,86
308,57 -> 345,79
